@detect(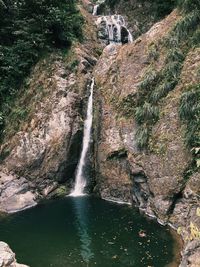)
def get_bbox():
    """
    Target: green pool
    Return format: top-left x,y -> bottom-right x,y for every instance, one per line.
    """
0,196 -> 178,267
